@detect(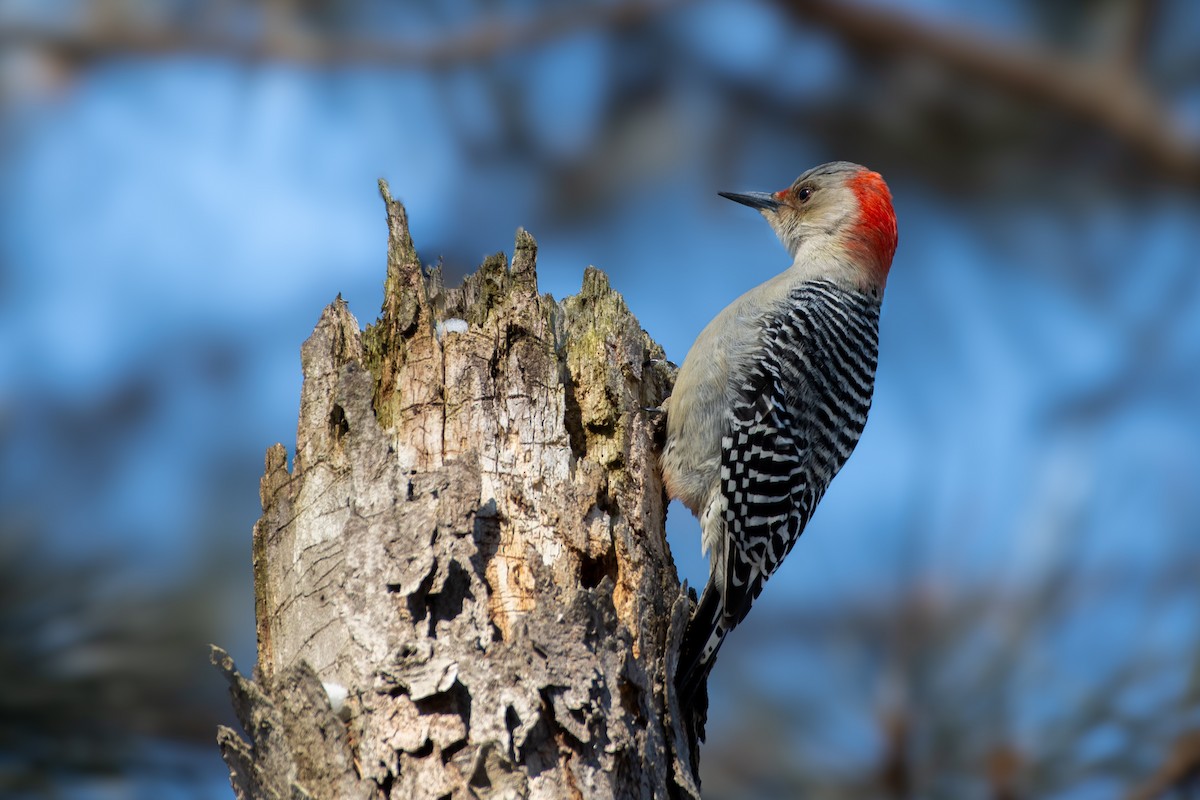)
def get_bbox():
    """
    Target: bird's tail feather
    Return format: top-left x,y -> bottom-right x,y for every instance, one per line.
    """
676,580 -> 728,707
